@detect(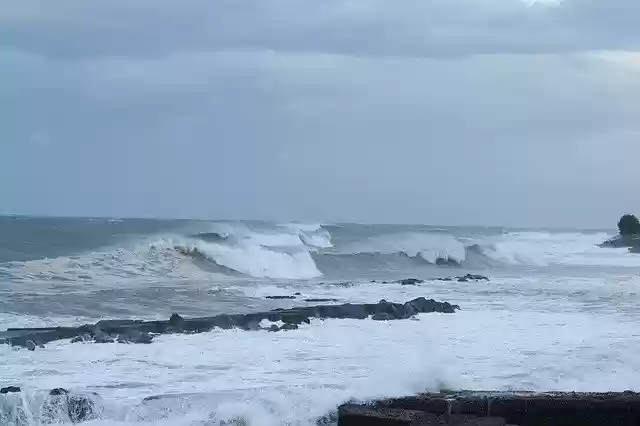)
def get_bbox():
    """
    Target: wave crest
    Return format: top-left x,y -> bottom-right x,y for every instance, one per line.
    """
338,232 -> 467,265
